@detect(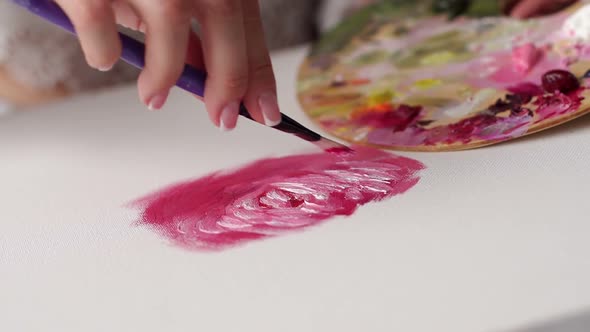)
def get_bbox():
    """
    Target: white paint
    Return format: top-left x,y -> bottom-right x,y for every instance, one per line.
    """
443,88 -> 497,118
562,4 -> 590,41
